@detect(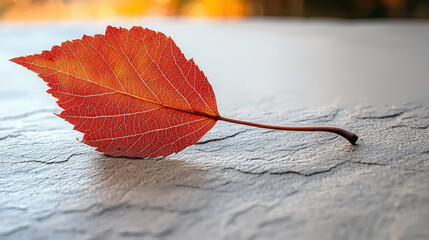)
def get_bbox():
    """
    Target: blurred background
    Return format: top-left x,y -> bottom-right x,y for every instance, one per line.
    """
1,0 -> 429,20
